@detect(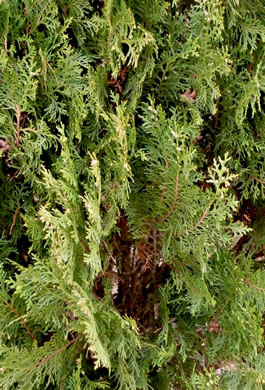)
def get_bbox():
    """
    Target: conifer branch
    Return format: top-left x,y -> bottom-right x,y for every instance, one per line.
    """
15,104 -> 21,147
157,157 -> 179,223
171,263 -> 204,298
79,236 -> 90,254
46,61 -> 59,85
243,279 -> 265,292
34,0 -> 52,30
59,373 -> 69,390
159,156 -> 168,203
253,176 -> 265,185
158,174 -> 179,223
2,298 -> 36,340
35,334 -> 82,368
186,202 -> 212,234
